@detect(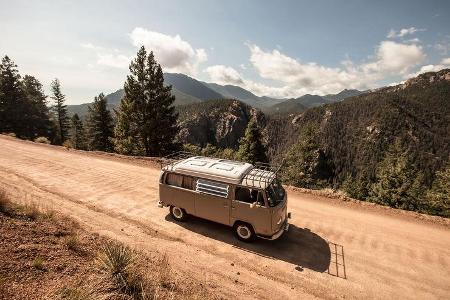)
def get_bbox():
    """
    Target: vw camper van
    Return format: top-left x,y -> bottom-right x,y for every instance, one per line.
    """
158,153 -> 290,242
